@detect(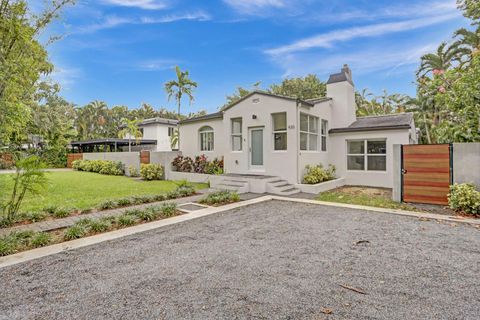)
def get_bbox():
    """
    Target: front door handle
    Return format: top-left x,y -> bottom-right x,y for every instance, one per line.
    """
402,169 -> 407,174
